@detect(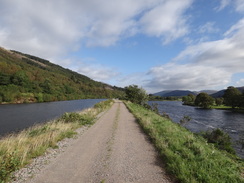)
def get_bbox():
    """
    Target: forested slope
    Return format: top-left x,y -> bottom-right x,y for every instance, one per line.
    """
0,47 -> 124,103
